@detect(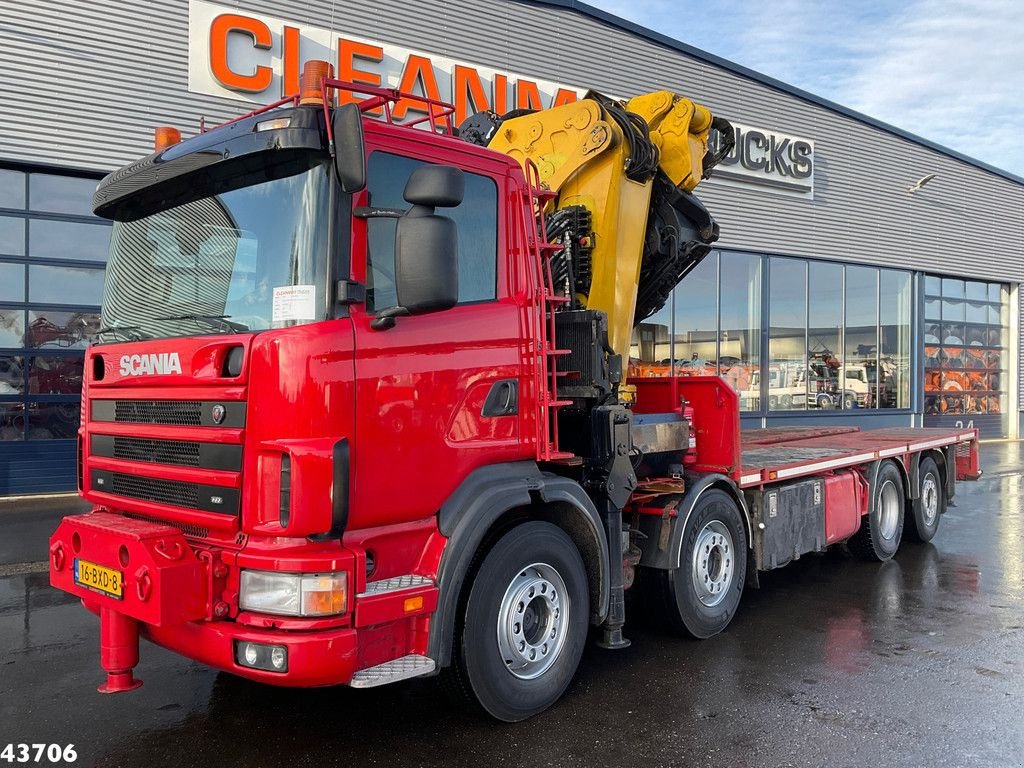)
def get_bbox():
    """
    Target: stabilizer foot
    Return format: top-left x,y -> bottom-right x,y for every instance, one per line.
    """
595,626 -> 631,650
98,672 -> 143,694
98,606 -> 142,694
